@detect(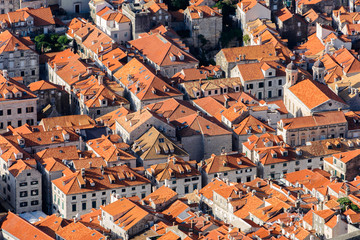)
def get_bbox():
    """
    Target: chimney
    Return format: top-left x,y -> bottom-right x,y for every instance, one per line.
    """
98,74 -> 104,85
89,162 -> 92,168
3,70 -> 8,79
87,67 -> 93,75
